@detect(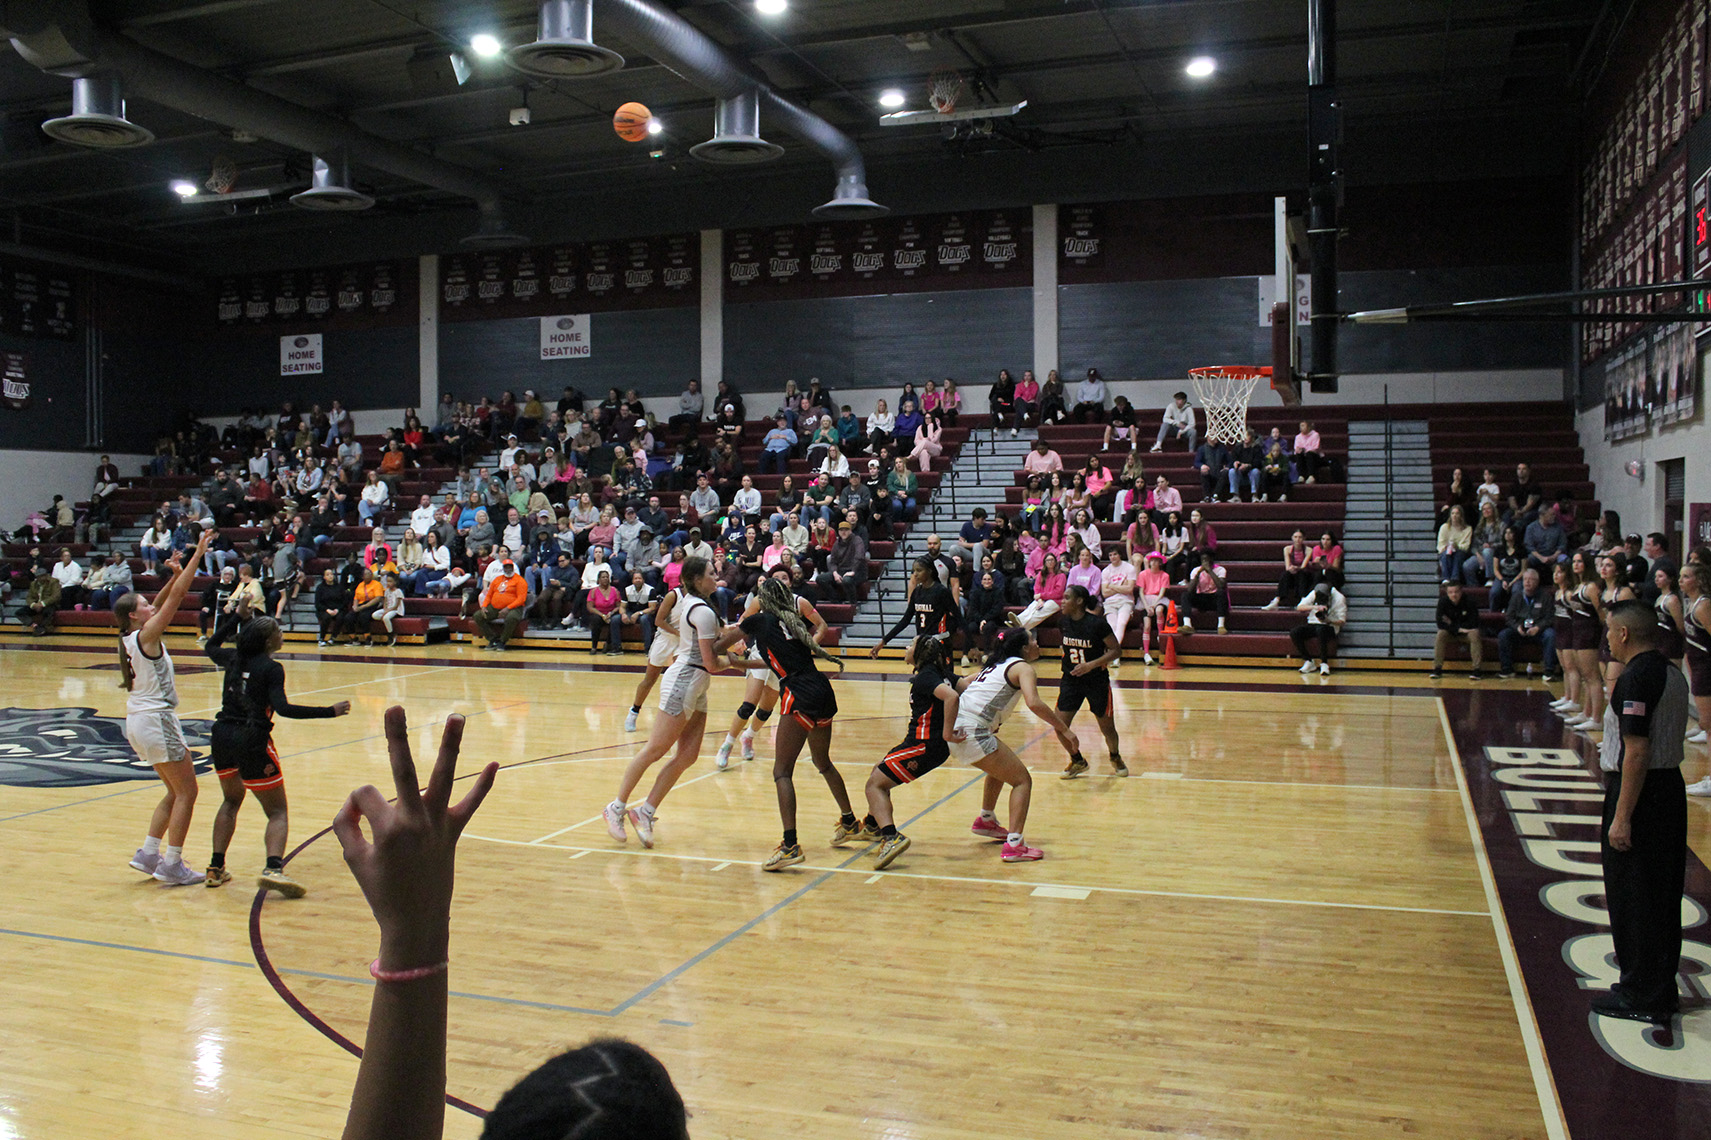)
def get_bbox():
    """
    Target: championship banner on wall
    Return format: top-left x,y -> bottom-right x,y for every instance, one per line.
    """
280,333 -> 323,376
1603,339 -> 1650,441
540,314 -> 591,360
1653,321 -> 1698,425
218,260 -> 403,327
438,235 -> 695,318
1060,204 -> 1103,268
1,351 -> 28,409
0,259 -> 77,342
